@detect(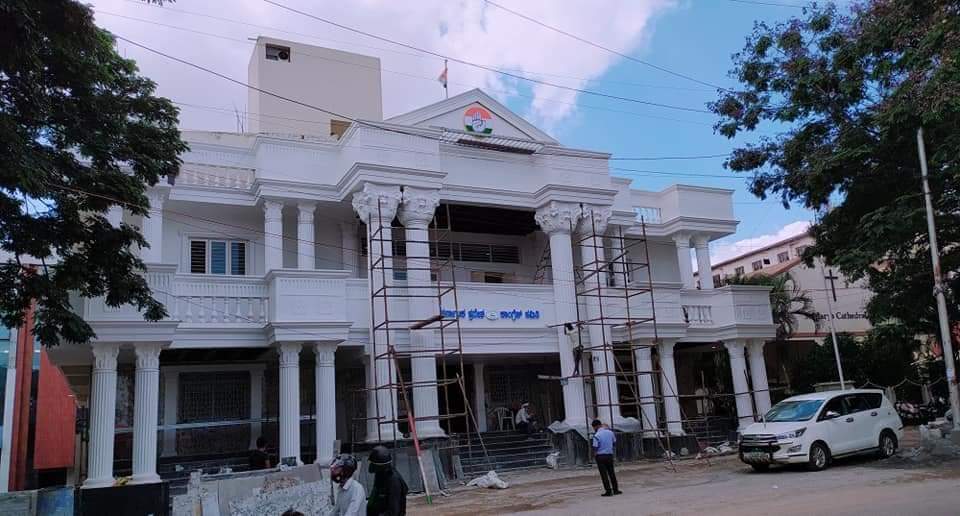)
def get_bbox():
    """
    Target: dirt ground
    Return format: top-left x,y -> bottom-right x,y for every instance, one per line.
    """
410,429 -> 960,516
